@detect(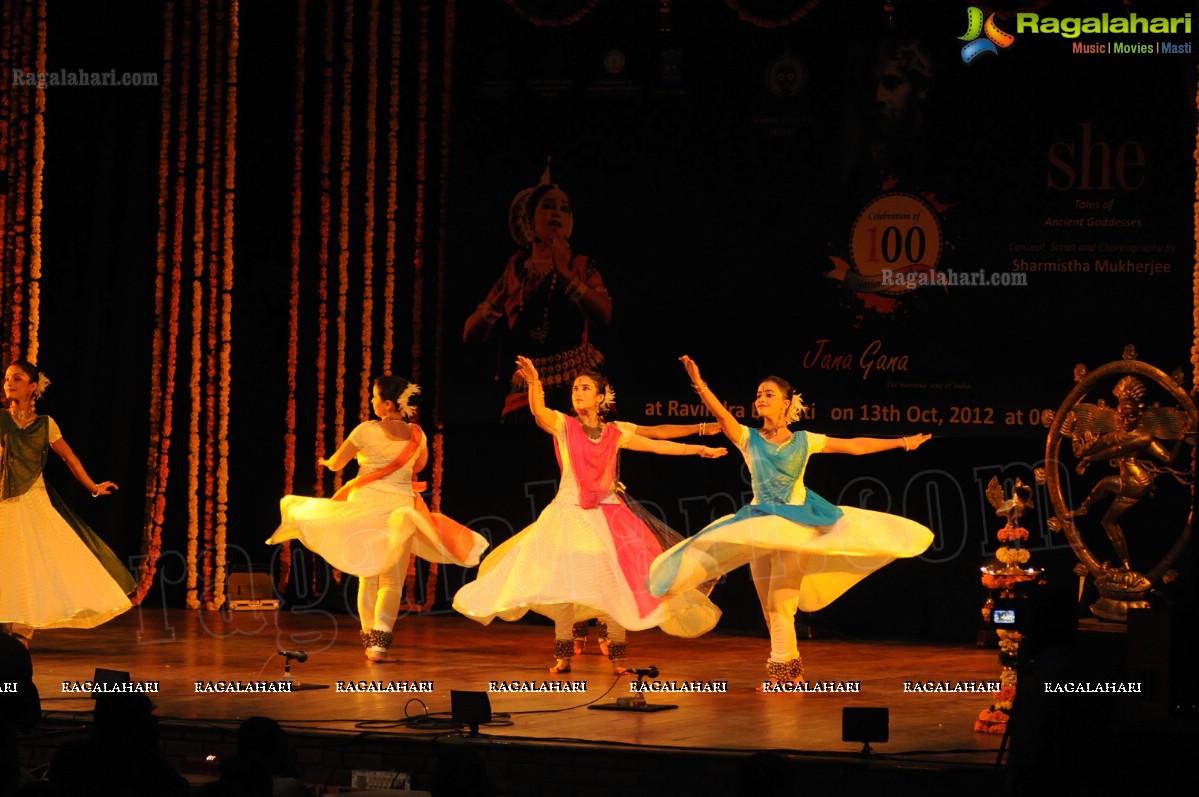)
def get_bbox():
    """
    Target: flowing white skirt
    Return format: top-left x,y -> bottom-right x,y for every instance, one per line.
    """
650,505 -> 934,612
453,496 -> 720,638
0,477 -> 132,629
267,484 -> 488,576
